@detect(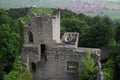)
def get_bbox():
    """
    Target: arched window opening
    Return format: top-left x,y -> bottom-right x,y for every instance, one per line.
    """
28,31 -> 33,43
31,62 -> 36,72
